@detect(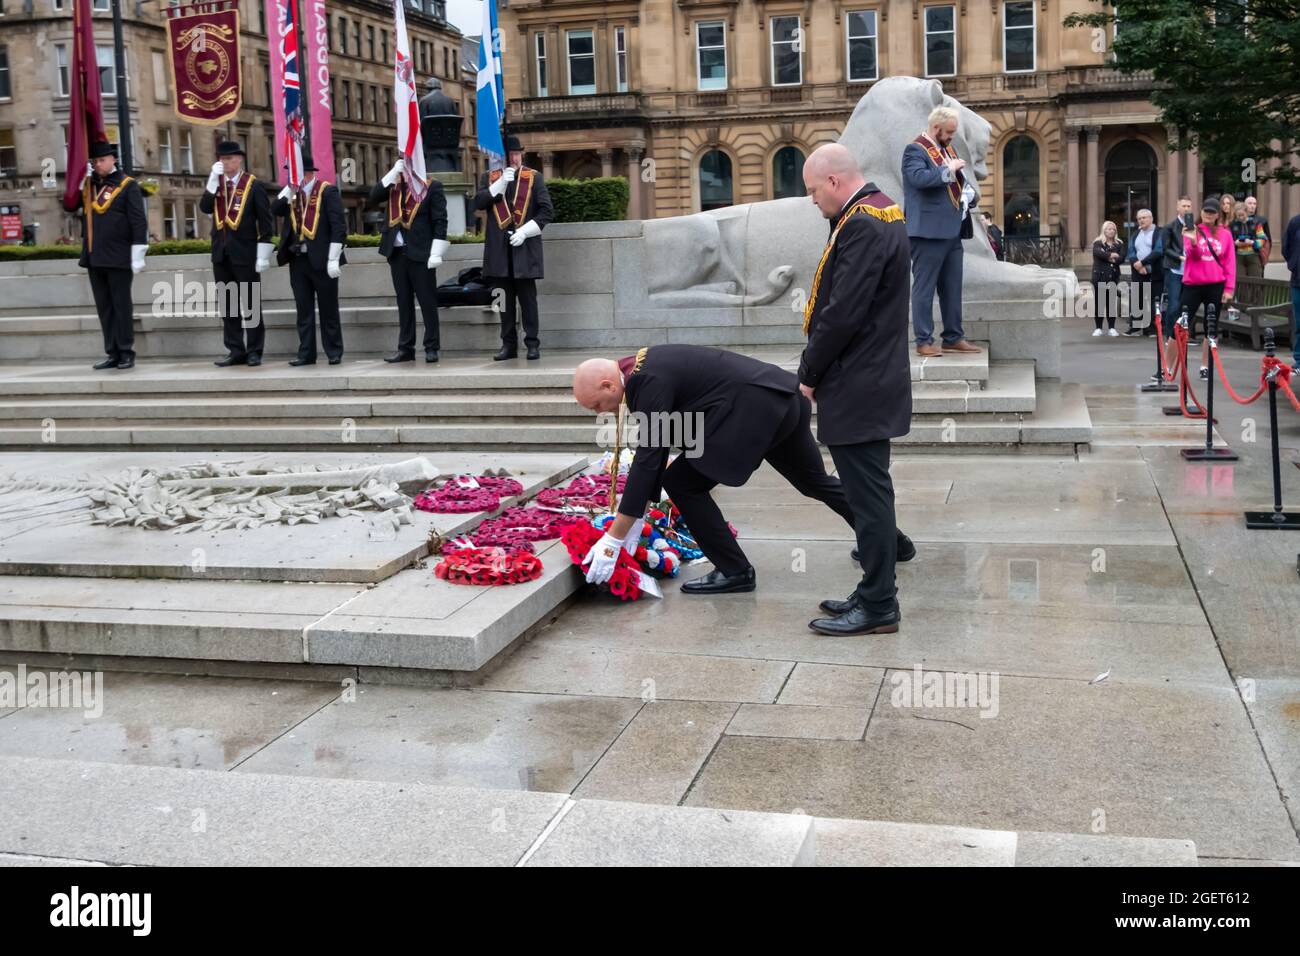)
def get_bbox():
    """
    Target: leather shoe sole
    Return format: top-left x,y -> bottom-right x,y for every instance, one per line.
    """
915,346 -> 942,357
808,614 -> 900,636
